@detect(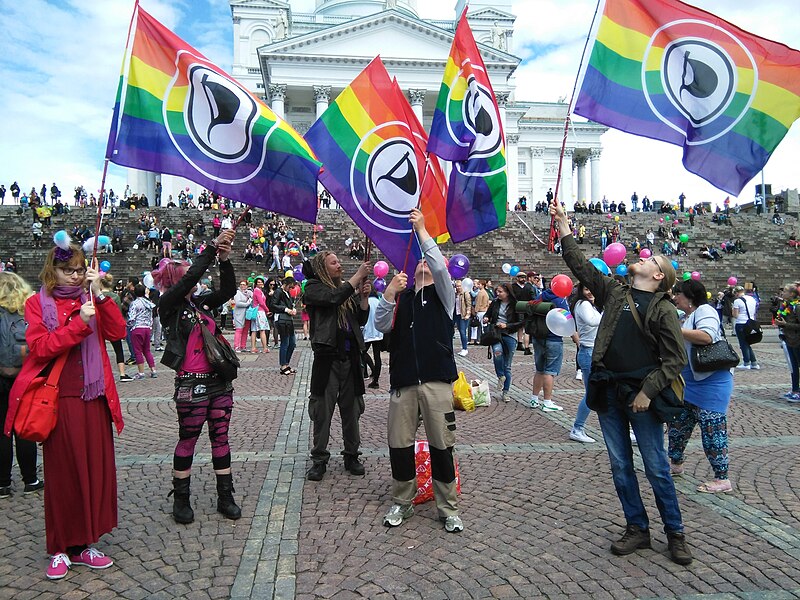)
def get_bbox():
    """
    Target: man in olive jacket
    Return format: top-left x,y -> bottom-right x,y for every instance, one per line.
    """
551,200 -> 692,566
